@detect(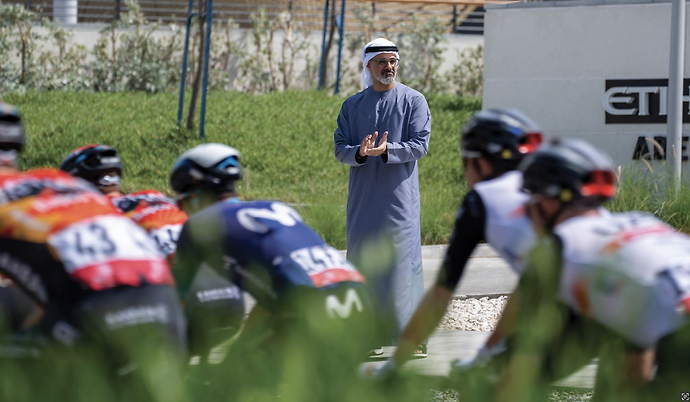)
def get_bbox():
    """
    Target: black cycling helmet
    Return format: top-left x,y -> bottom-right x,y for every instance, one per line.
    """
59,144 -> 123,184
461,108 -> 543,176
170,143 -> 242,195
0,102 -> 25,153
520,138 -> 616,206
